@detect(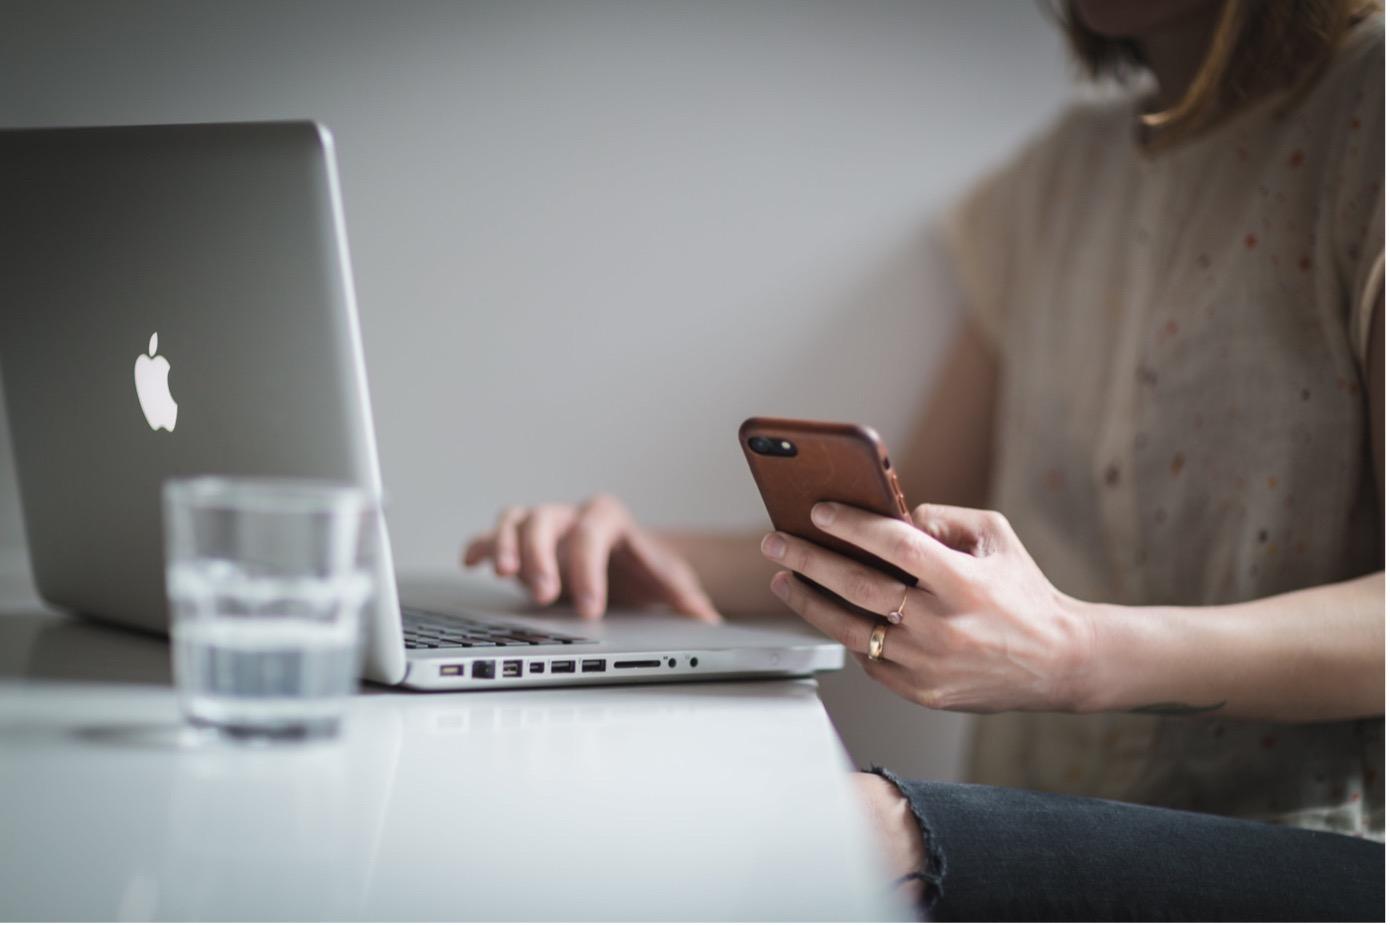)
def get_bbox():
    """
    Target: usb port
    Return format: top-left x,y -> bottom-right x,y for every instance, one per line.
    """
551,660 -> 575,674
440,664 -> 463,676
582,659 -> 606,673
472,661 -> 496,679
502,659 -> 522,678
529,661 -> 545,674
